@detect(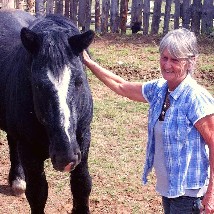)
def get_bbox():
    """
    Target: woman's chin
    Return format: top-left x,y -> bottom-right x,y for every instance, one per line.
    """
162,72 -> 174,80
